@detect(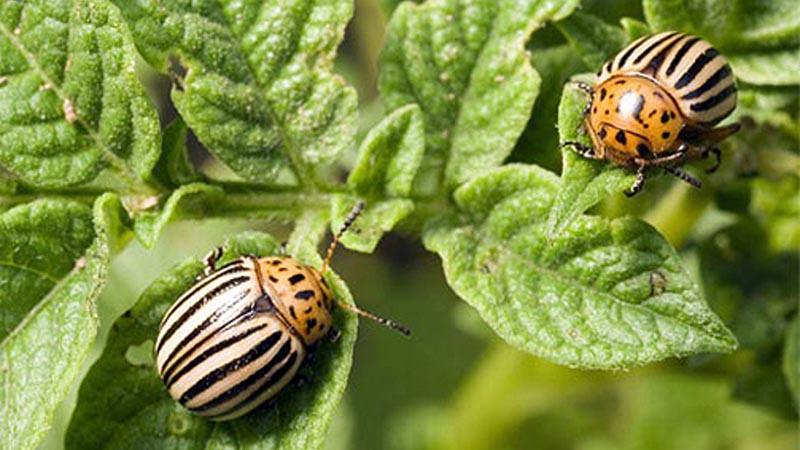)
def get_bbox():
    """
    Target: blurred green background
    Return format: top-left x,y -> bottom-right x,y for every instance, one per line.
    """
40,0 -> 798,449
